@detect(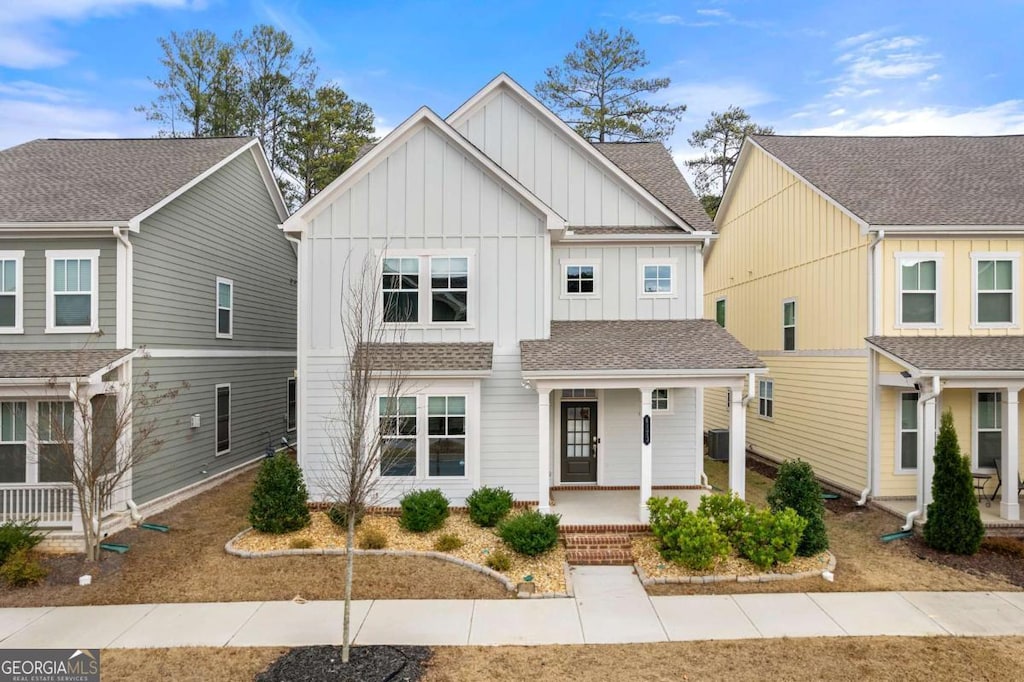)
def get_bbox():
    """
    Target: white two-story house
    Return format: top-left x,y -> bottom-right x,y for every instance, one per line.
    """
283,75 -> 764,523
